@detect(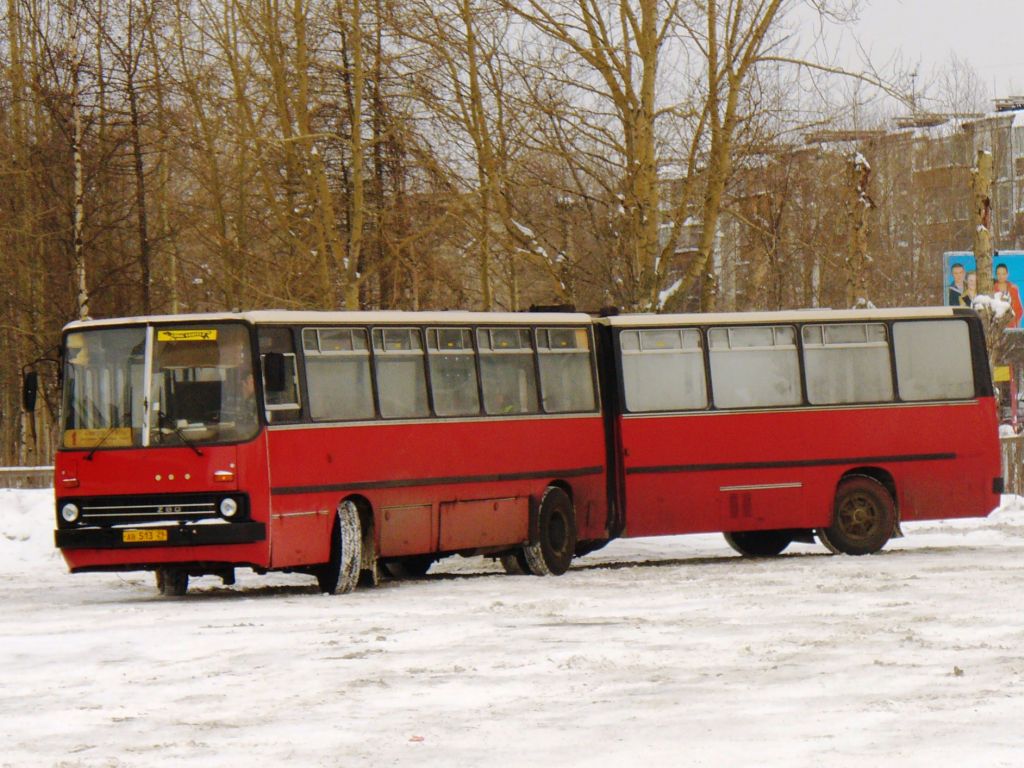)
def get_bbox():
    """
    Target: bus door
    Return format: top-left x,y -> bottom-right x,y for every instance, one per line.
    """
258,327 -> 328,567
